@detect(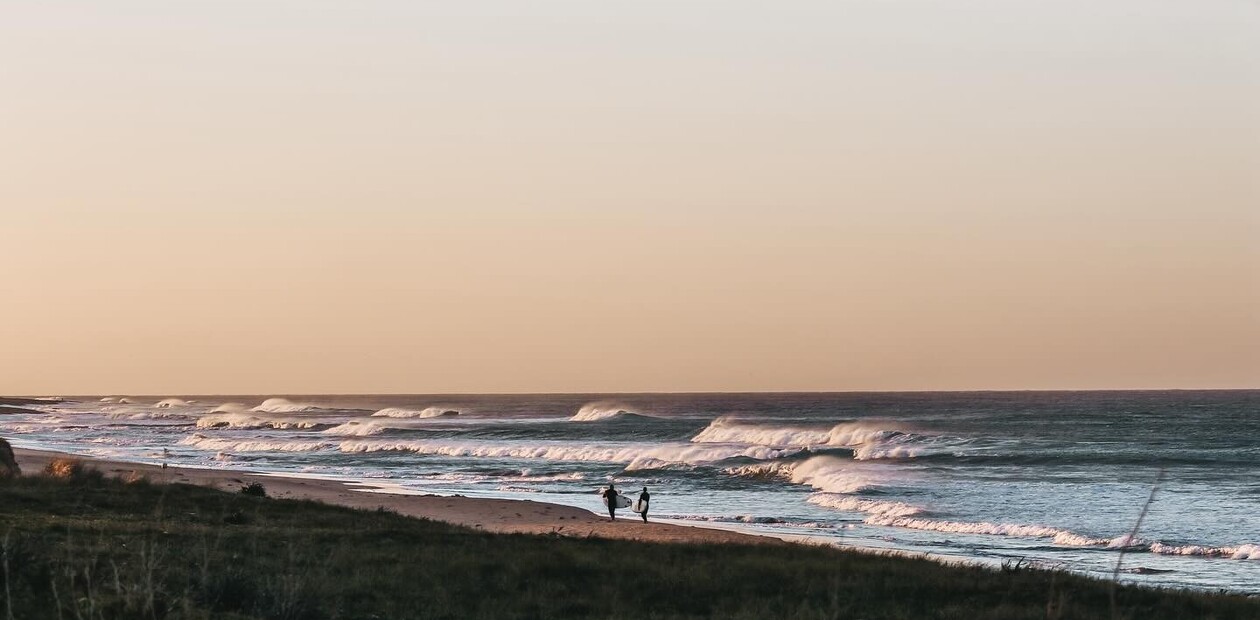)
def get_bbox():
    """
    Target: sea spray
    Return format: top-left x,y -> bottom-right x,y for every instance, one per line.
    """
570,402 -> 640,422
371,407 -> 461,419
251,398 -> 320,413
